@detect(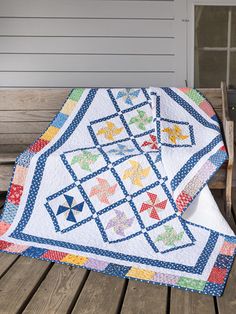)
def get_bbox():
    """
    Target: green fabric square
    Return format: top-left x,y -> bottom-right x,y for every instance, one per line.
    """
178,277 -> 206,291
186,89 -> 205,106
69,88 -> 84,101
